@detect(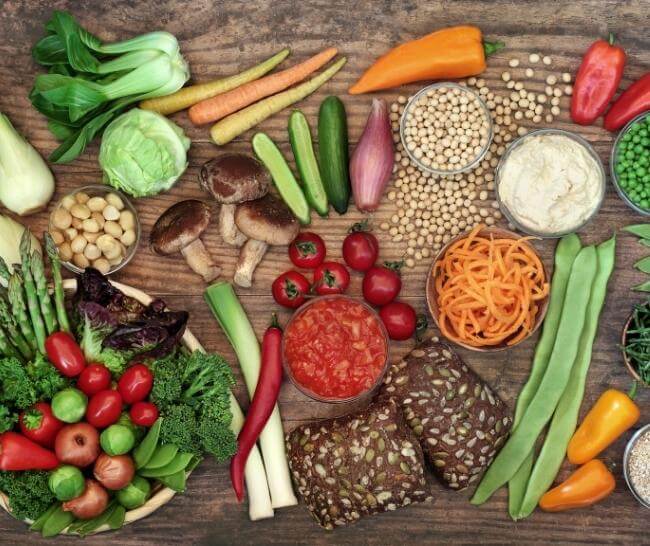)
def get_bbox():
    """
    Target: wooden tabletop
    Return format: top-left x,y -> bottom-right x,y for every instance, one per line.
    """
1,0 -> 649,544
